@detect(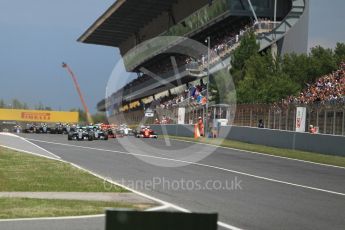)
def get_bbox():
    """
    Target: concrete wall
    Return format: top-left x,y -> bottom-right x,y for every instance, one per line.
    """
279,0 -> 309,54
150,124 -> 345,156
